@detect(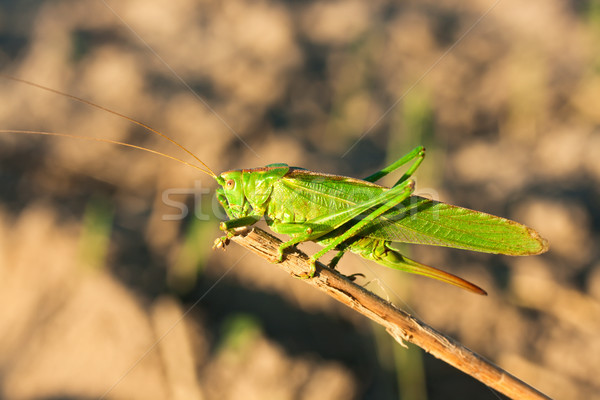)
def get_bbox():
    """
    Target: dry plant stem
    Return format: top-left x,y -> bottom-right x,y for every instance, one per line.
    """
228,227 -> 552,400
